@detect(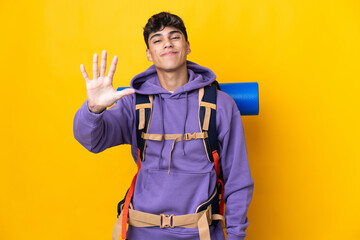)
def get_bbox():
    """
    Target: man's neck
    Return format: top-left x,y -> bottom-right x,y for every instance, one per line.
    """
156,64 -> 188,92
